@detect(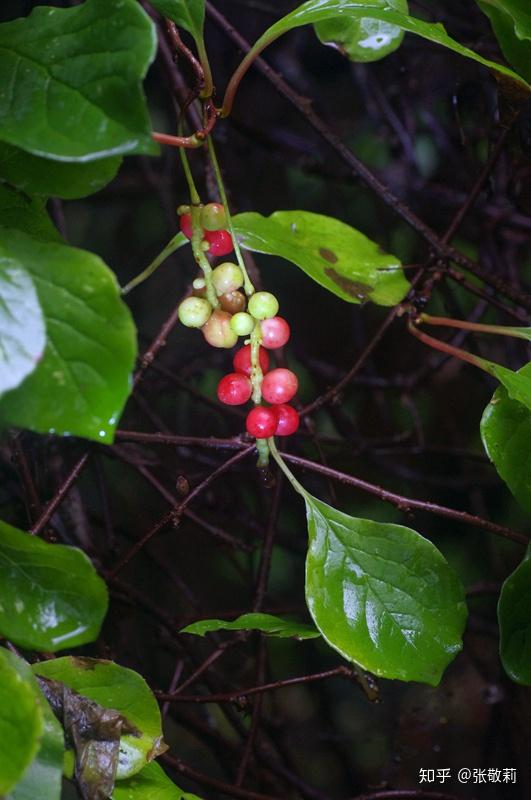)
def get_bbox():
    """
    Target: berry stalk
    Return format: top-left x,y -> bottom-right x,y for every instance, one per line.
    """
419,313 -> 531,341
